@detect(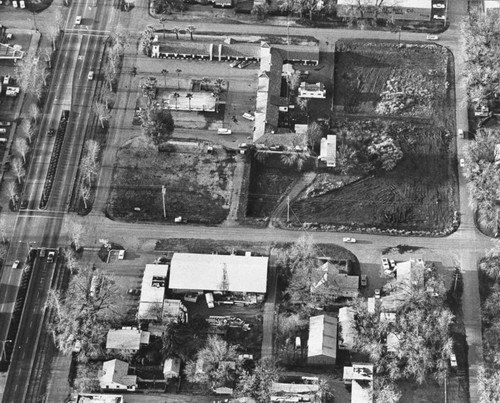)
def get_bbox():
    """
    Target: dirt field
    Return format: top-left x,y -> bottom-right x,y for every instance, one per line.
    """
334,40 -> 450,122
108,135 -> 238,224
287,120 -> 458,233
